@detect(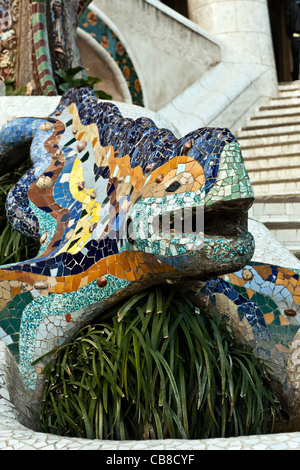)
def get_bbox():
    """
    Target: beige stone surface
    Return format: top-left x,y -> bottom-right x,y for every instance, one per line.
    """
91,0 -> 221,111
